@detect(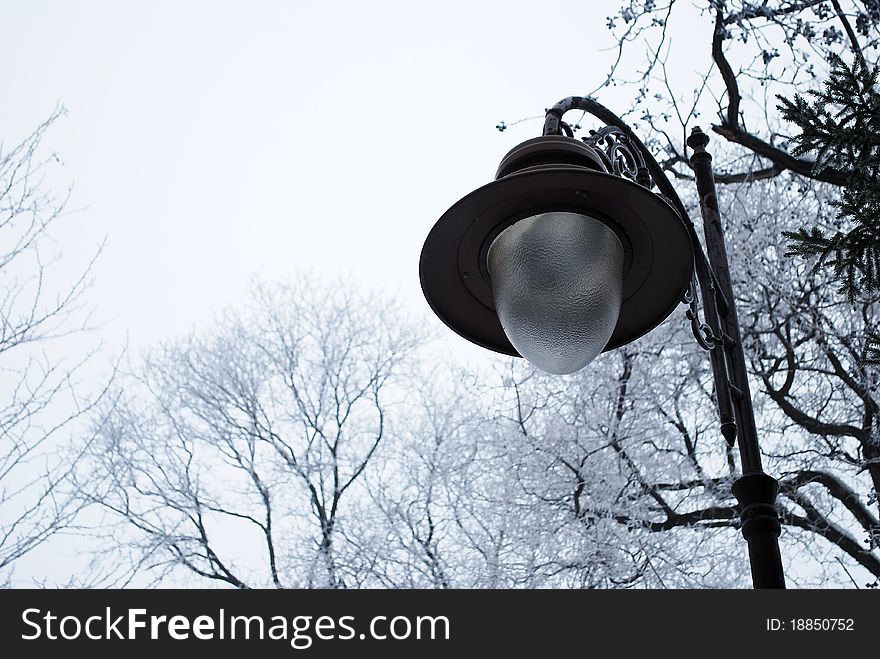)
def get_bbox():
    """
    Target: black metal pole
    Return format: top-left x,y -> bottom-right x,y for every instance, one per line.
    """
687,127 -> 786,589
